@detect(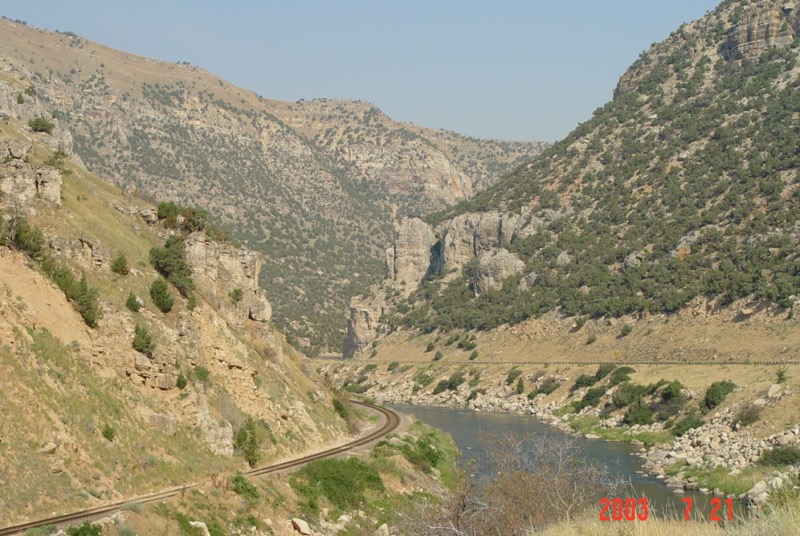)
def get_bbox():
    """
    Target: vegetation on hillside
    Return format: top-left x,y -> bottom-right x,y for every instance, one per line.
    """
391,3 -> 800,333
